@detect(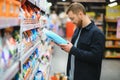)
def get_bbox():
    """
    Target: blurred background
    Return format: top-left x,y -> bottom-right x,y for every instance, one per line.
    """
0,0 -> 120,80
47,0 -> 120,80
